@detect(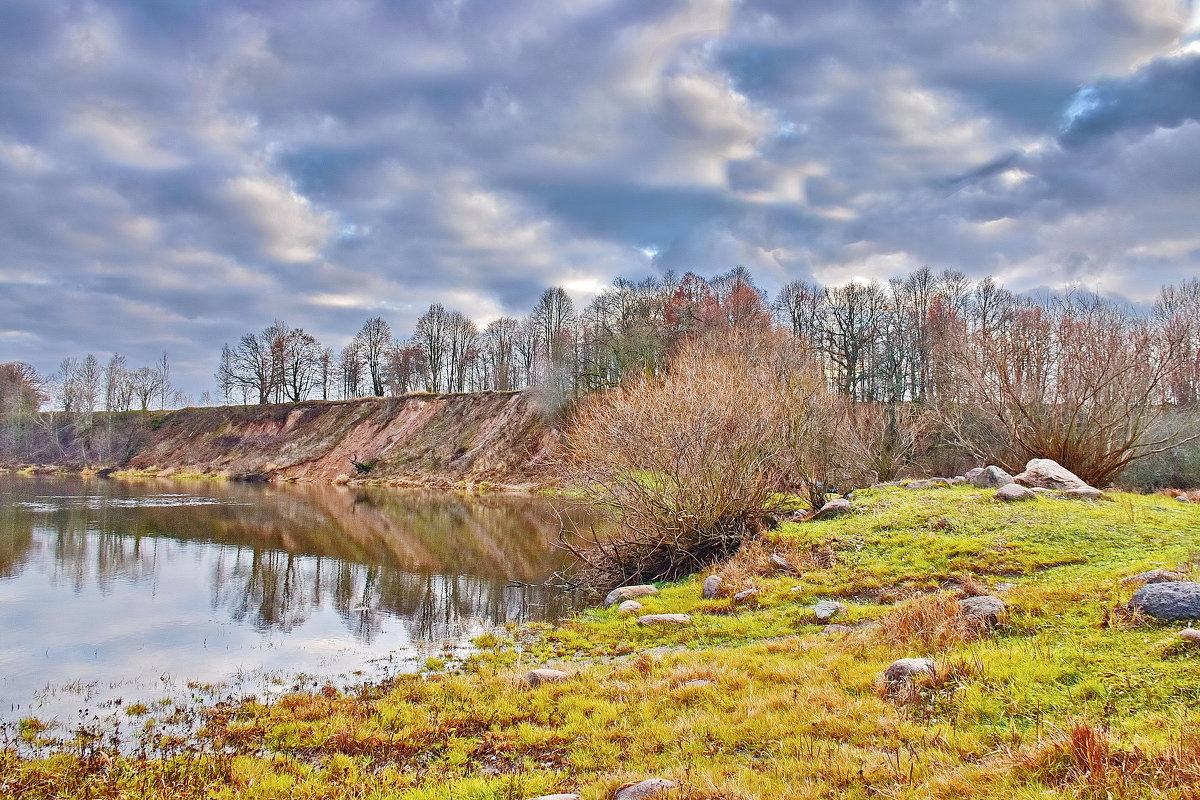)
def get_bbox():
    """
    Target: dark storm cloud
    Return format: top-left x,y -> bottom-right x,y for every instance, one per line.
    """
1,0 -> 1199,396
